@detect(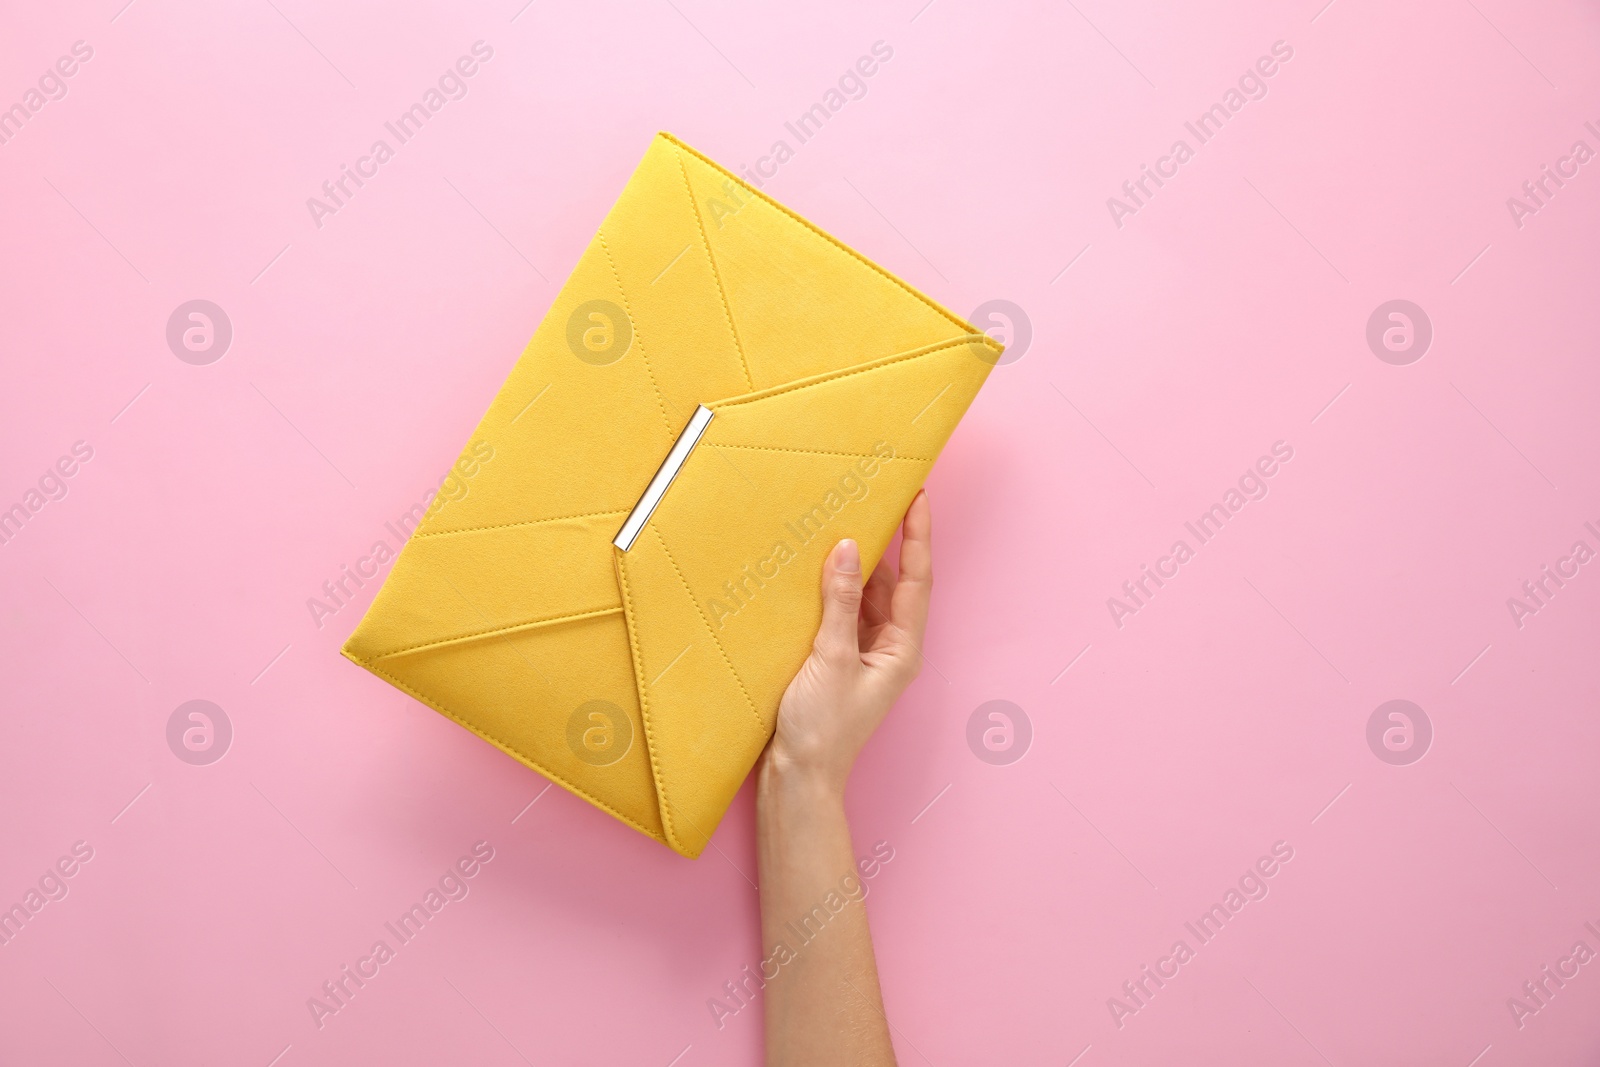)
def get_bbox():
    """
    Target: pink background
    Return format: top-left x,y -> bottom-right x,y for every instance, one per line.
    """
3,0 -> 1599,1063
